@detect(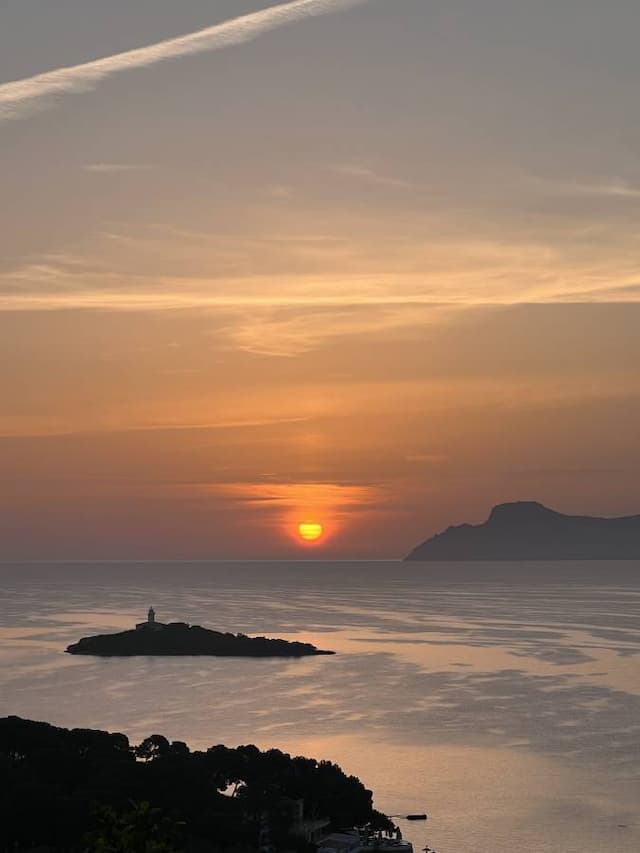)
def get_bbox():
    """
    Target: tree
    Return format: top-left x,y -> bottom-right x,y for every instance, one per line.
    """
135,736 -> 171,762
85,802 -> 181,852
